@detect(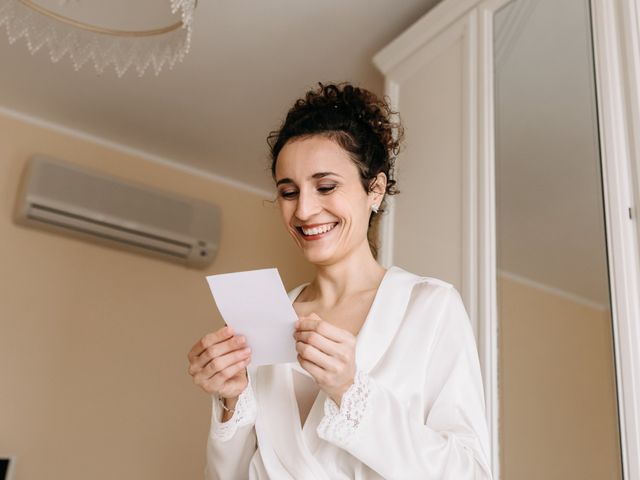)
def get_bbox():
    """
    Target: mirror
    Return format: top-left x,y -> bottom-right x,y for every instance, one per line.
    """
494,0 -> 623,477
